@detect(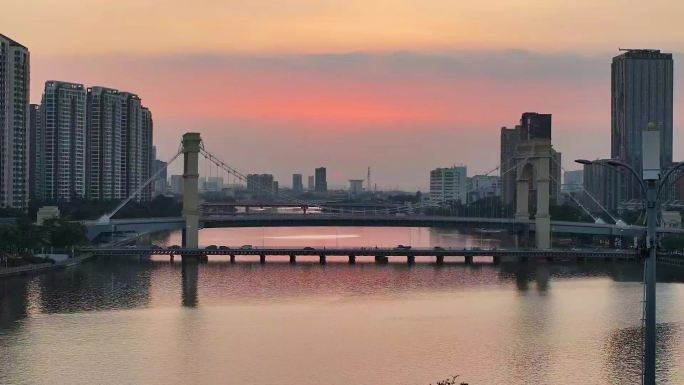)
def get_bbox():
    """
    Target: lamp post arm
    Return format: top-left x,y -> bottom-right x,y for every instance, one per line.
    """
605,160 -> 647,197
